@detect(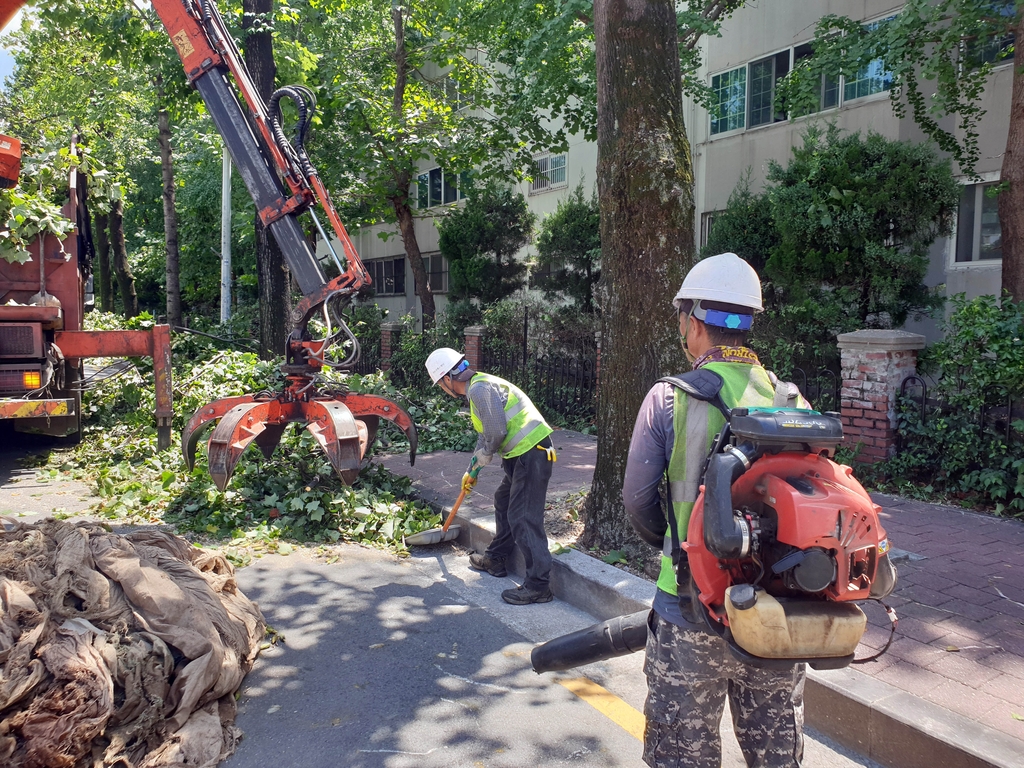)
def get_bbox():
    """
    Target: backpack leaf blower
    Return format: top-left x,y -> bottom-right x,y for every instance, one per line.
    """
532,398 -> 897,675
